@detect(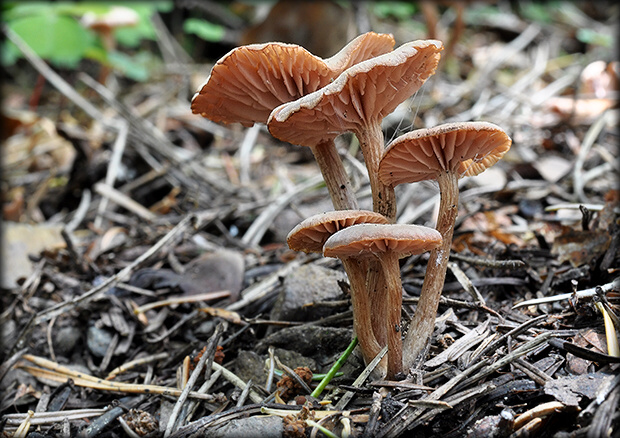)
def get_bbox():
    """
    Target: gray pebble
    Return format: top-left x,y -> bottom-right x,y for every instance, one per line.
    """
54,326 -> 82,356
87,324 -> 114,358
271,264 -> 346,322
